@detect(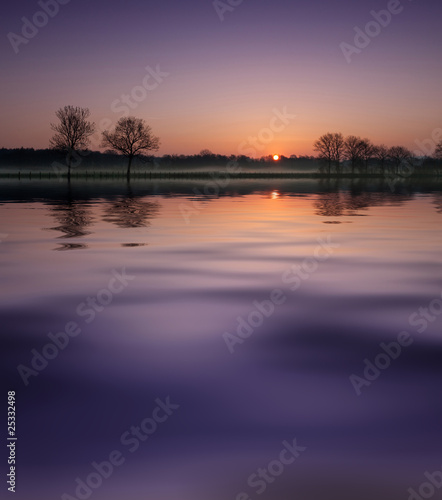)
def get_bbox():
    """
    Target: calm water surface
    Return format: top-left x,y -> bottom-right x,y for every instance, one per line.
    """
2,179 -> 442,500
